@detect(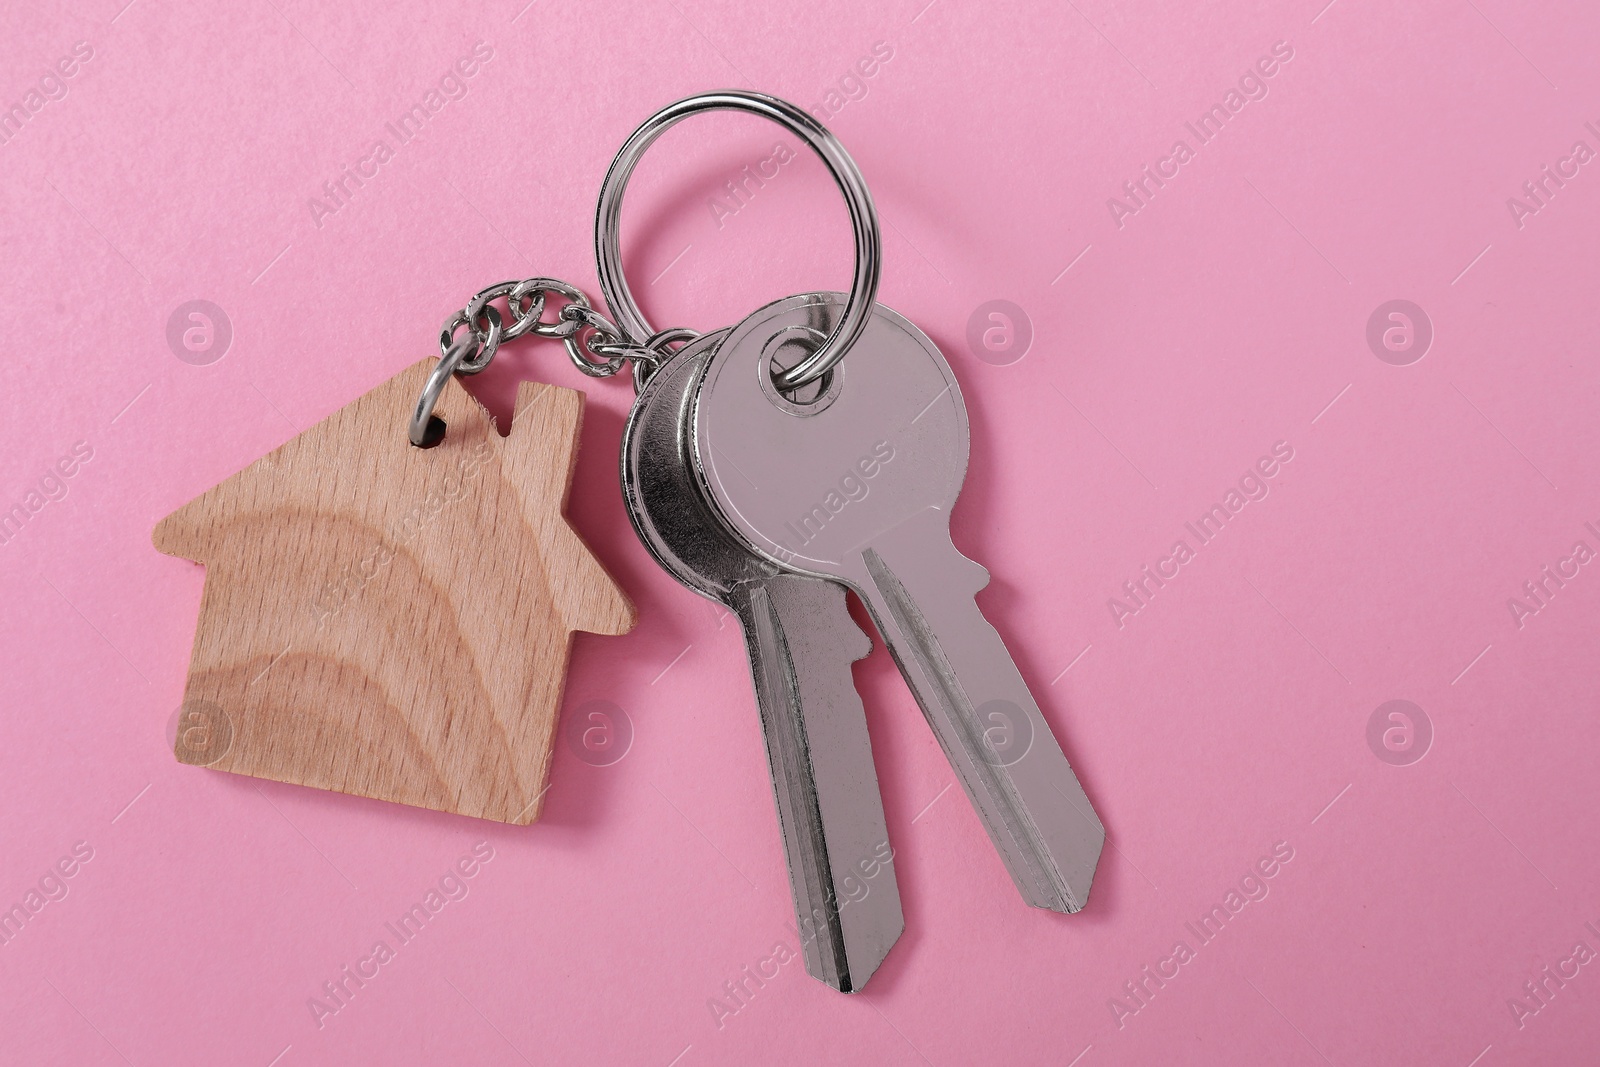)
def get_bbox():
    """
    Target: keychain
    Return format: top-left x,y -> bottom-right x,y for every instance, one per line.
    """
155,90 -> 1104,993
